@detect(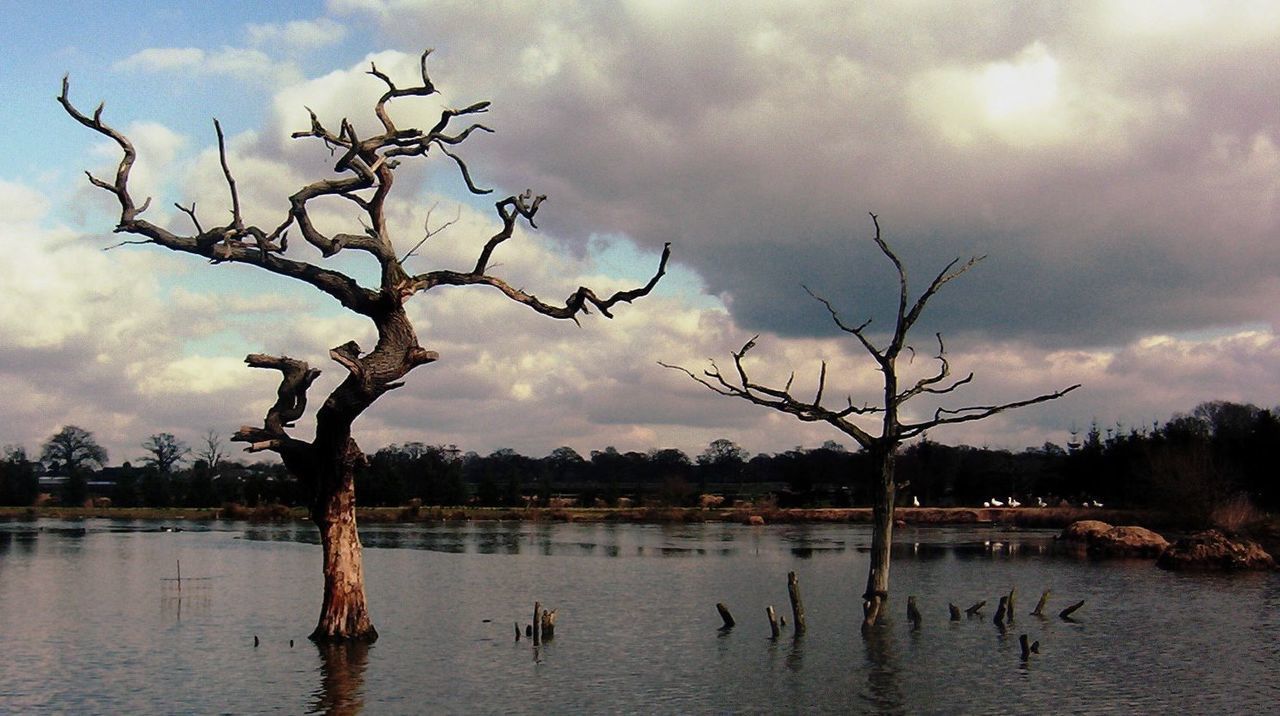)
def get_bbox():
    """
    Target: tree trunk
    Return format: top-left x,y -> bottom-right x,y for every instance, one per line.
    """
862,447 -> 896,631
308,440 -> 377,642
